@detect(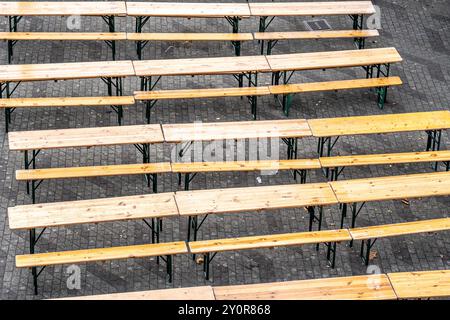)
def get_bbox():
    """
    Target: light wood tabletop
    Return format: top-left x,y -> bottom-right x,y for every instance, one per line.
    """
8,193 -> 178,230
133,55 -> 271,77
266,47 -> 402,72
329,171 -> 450,203
248,1 -> 376,17
127,32 -> 254,41
176,183 -> 338,216
308,111 -> 450,137
254,29 -> 379,40
0,60 -> 135,83
387,270 -> 450,299
0,1 -> 127,16
8,124 -> 164,151
126,2 -> 251,18
213,274 -> 397,300
162,119 -> 312,143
